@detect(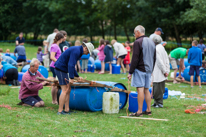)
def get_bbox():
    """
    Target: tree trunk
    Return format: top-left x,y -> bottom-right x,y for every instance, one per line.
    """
198,31 -> 203,40
89,25 -> 93,43
173,24 -> 182,47
113,13 -> 117,40
33,32 -> 39,45
123,21 -> 130,42
100,20 -> 105,39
